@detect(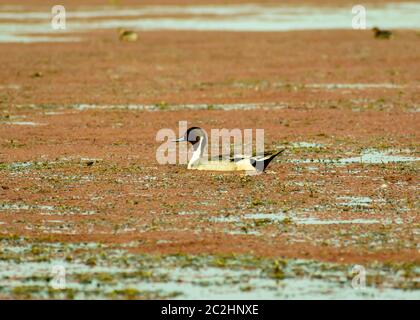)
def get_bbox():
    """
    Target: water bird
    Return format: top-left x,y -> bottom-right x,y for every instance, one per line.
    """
118,28 -> 138,42
372,27 -> 392,39
174,127 -> 284,172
